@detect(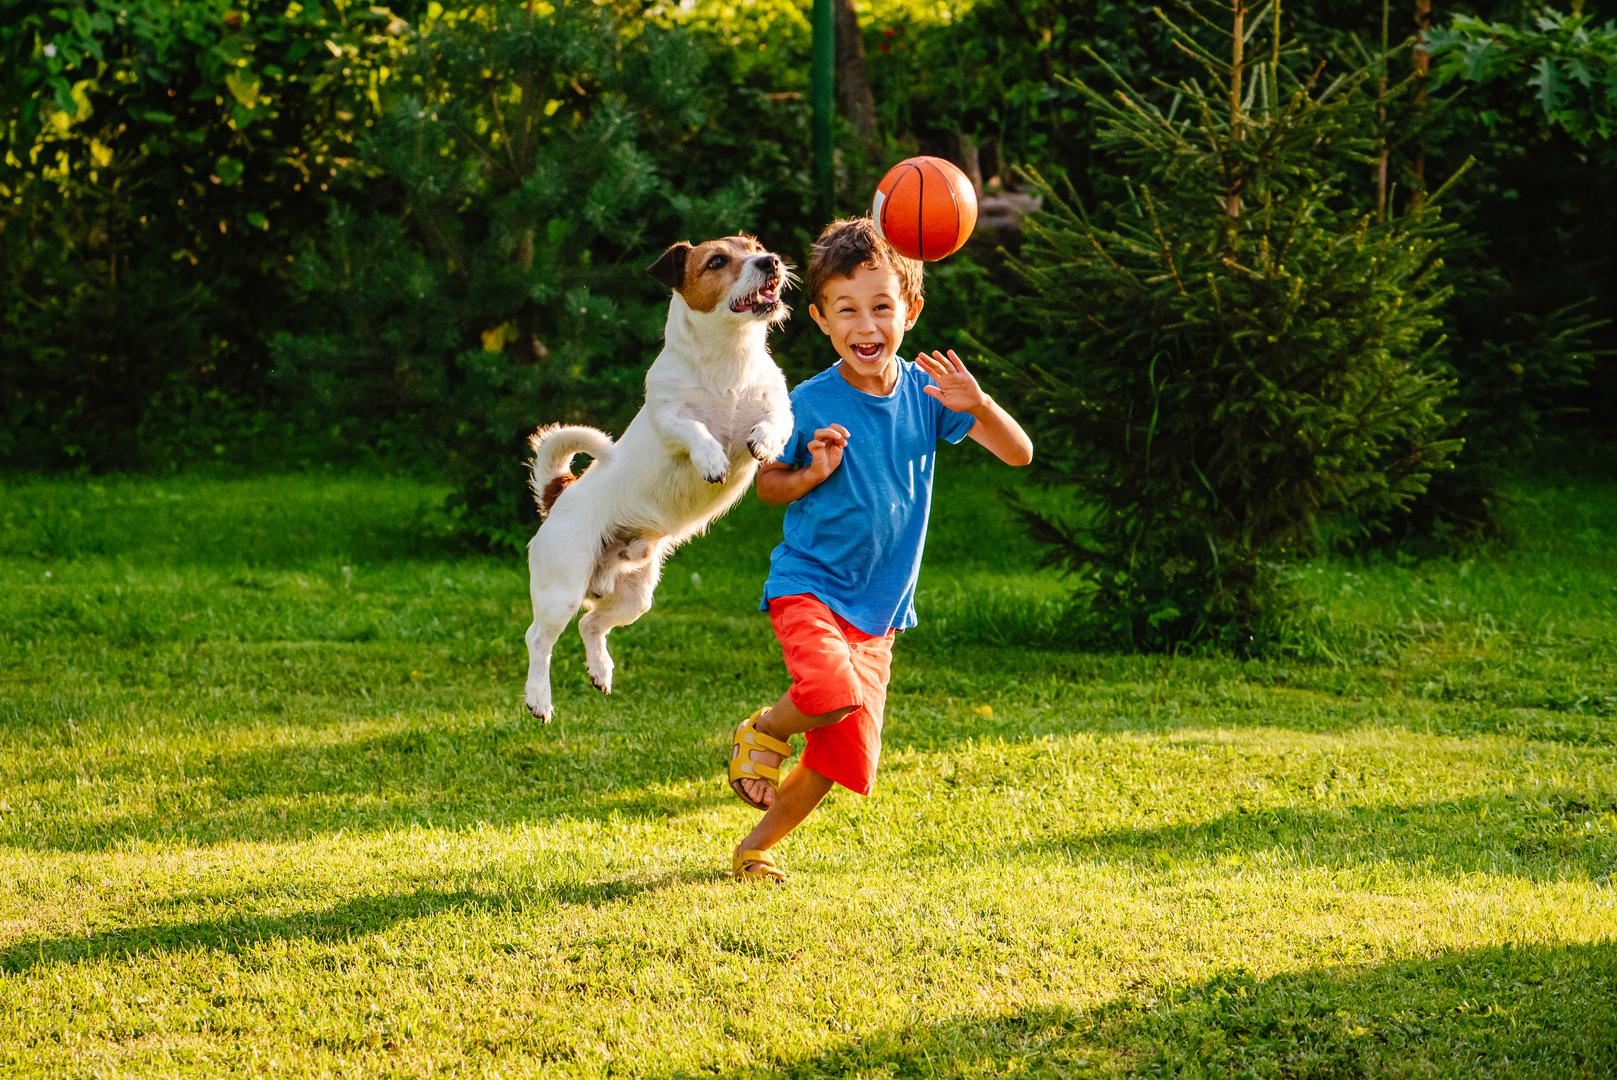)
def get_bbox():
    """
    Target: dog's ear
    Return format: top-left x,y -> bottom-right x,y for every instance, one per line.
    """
647,242 -> 692,292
